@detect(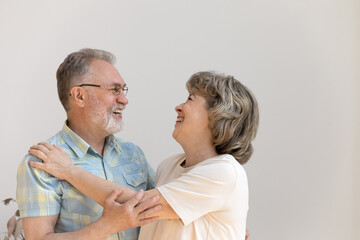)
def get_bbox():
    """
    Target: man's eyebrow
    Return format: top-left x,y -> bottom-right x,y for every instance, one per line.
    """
112,83 -> 126,87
